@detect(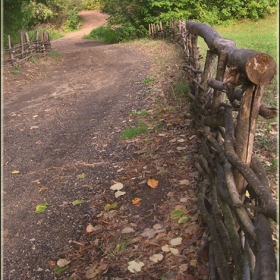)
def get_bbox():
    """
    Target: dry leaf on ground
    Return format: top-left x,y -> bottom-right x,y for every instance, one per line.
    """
110,182 -> 124,190
115,190 -> 126,198
147,178 -> 159,188
132,197 -> 142,206
127,260 -> 144,273
149,253 -> 164,263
